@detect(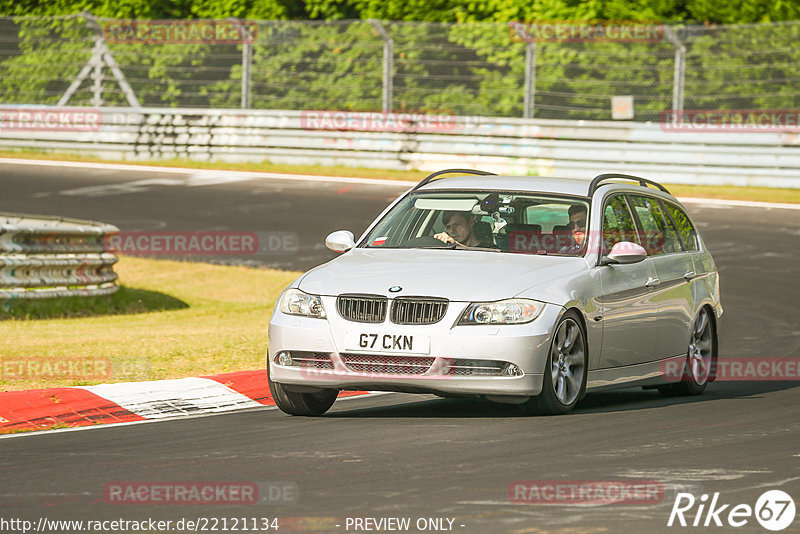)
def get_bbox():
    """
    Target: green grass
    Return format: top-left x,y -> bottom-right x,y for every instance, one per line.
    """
663,183 -> 800,204
0,256 -> 300,391
2,148 -> 798,204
